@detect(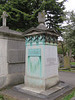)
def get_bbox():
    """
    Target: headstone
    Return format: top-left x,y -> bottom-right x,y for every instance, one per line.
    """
64,53 -> 70,69
0,12 -> 25,89
23,11 -> 59,91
